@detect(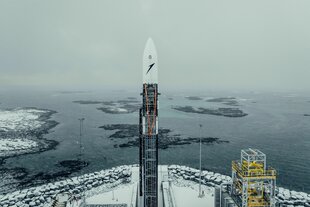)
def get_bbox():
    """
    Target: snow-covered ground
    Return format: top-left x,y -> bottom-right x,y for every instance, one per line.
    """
0,138 -> 38,156
171,181 -> 214,207
0,108 -> 47,132
85,165 -> 214,207
0,165 -> 131,207
169,165 -> 310,207
0,108 -> 57,160
1,164 -> 309,207
0,108 -> 59,195
85,182 -> 137,206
